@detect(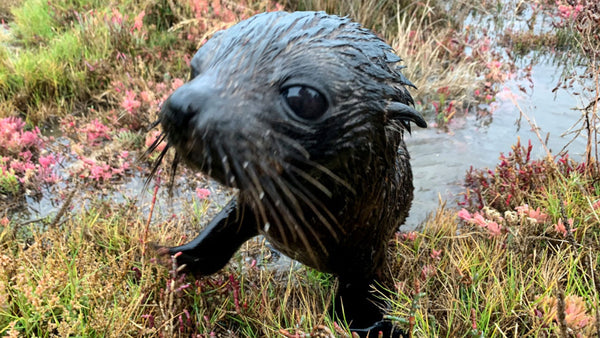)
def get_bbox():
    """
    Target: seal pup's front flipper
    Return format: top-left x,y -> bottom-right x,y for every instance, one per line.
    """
157,198 -> 258,276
